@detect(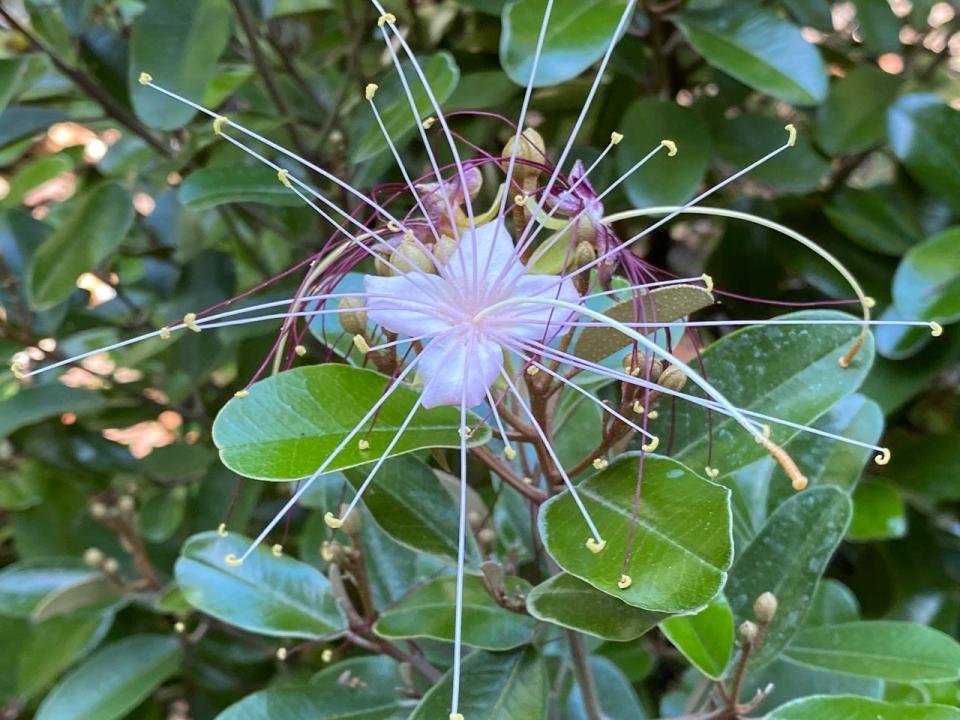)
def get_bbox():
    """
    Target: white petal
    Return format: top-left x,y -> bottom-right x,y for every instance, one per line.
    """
364,273 -> 452,337
418,331 -> 503,409
445,221 -> 522,285
500,274 -> 581,341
